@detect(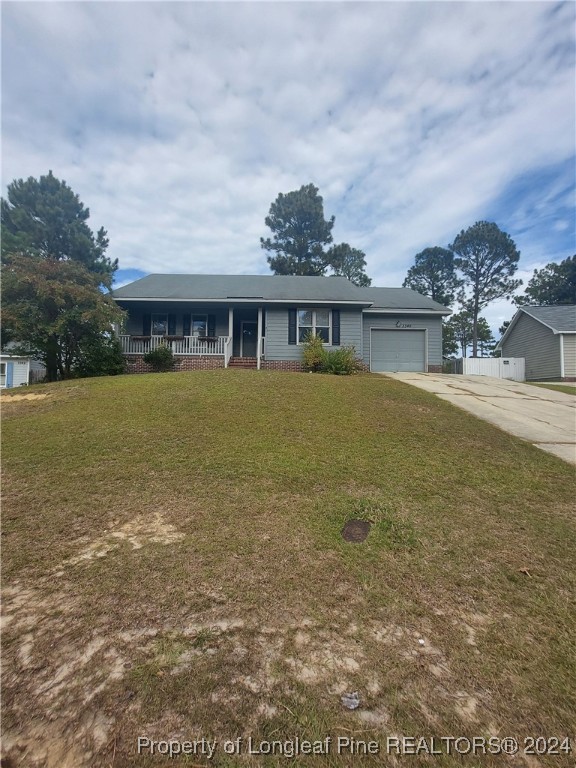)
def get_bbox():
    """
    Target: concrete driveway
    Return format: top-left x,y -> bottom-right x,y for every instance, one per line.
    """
384,373 -> 576,465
